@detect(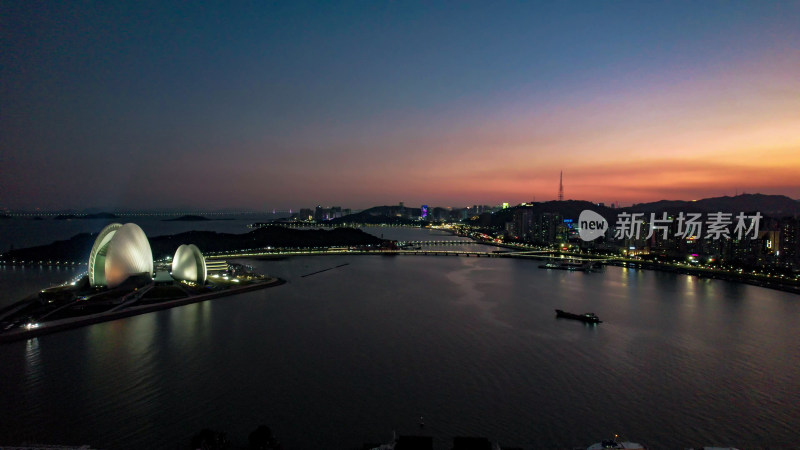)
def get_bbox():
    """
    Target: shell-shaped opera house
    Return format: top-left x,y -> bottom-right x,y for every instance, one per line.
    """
88,223 -> 154,288
171,244 -> 207,284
